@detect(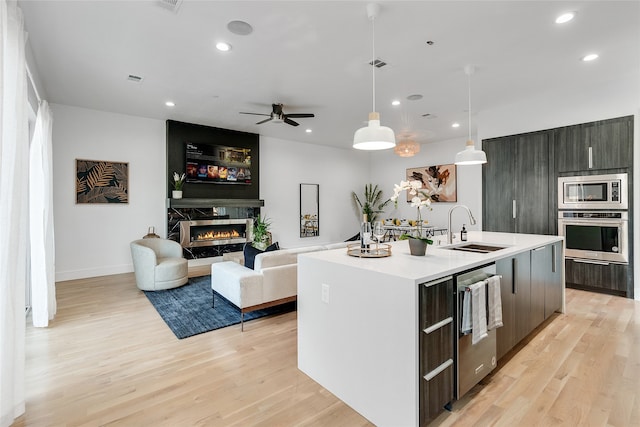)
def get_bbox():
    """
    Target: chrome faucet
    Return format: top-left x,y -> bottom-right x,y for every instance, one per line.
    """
448,205 -> 477,244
